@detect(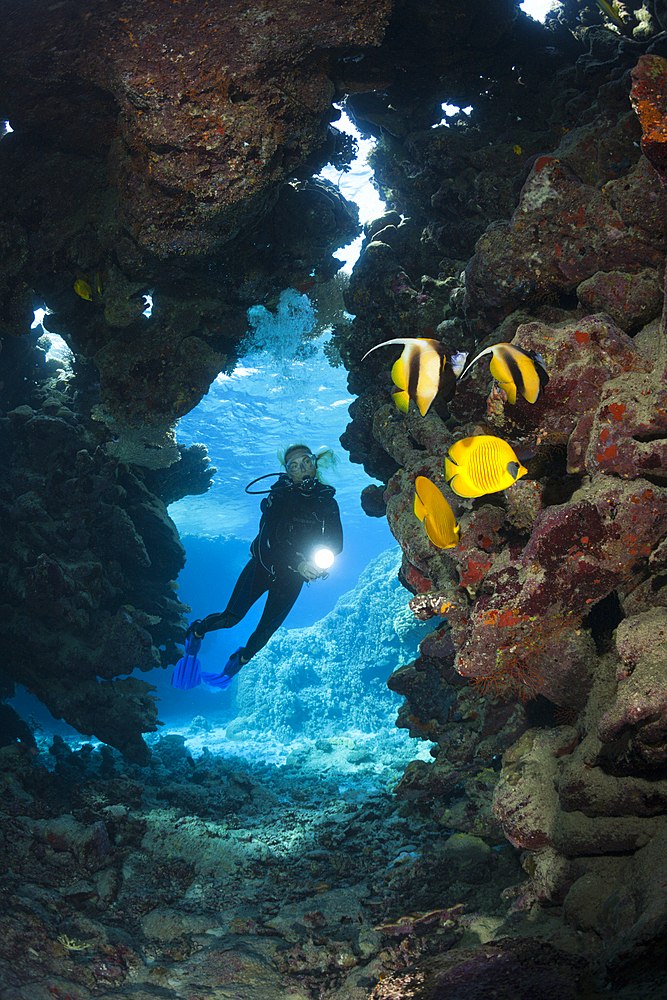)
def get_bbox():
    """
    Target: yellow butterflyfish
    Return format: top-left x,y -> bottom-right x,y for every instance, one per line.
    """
445,435 -> 527,498
413,476 -> 460,549
74,277 -> 92,301
592,0 -> 625,29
